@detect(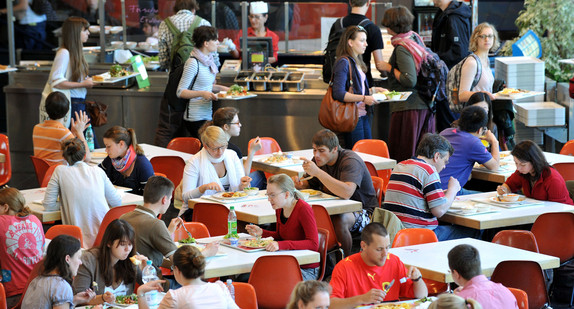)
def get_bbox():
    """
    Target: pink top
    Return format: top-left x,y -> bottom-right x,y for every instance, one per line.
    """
455,275 -> 518,309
